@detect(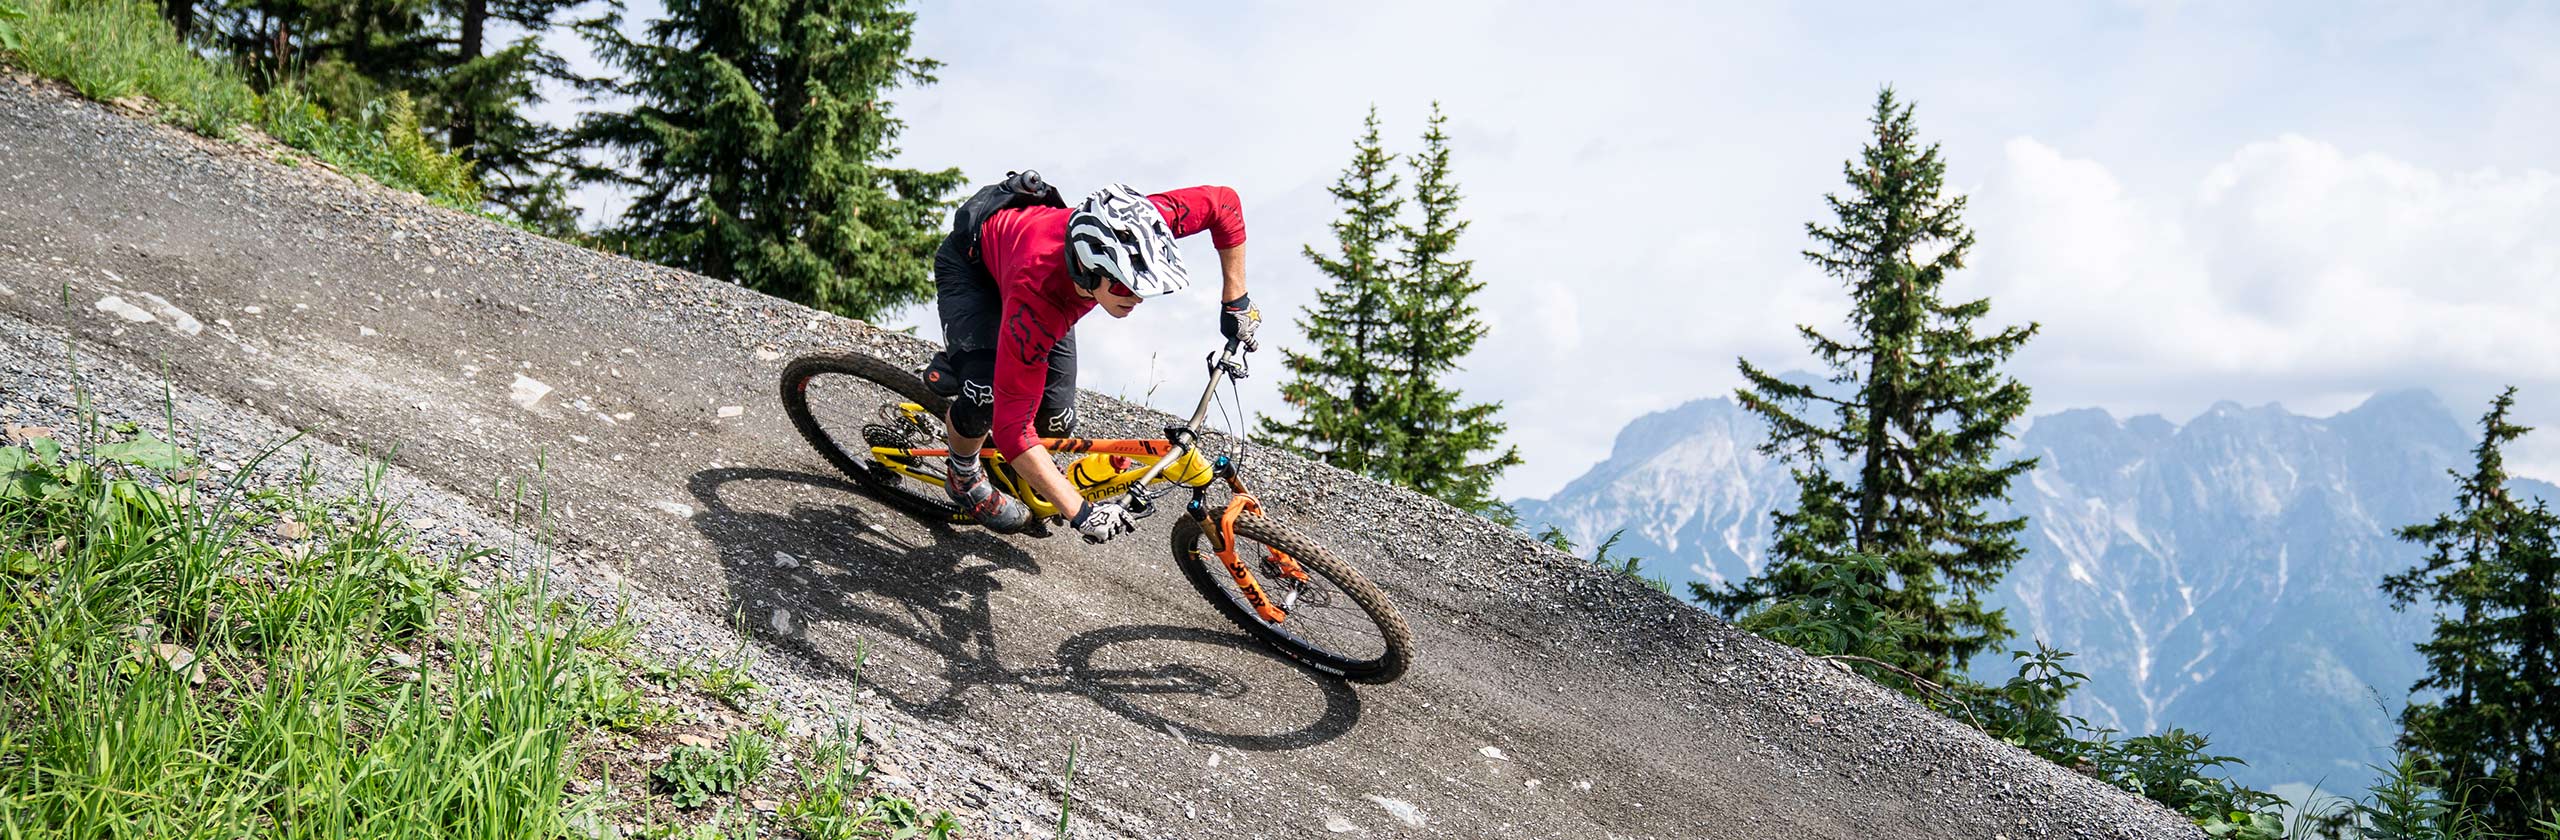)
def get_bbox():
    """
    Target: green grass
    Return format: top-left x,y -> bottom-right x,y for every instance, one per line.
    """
256,84 -> 481,208
653,732 -> 772,810
0,0 -> 247,135
0,424 -> 615,836
0,397 -> 971,838
779,724 -> 961,840
0,0 -> 481,208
